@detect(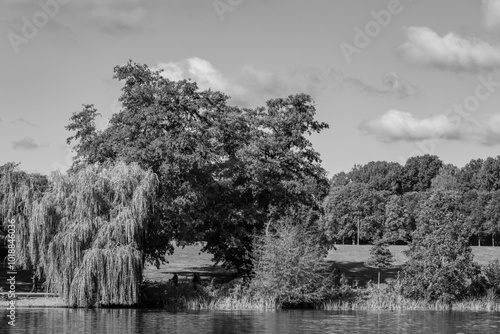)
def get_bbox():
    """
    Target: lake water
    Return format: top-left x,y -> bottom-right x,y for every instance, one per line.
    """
2,308 -> 500,334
